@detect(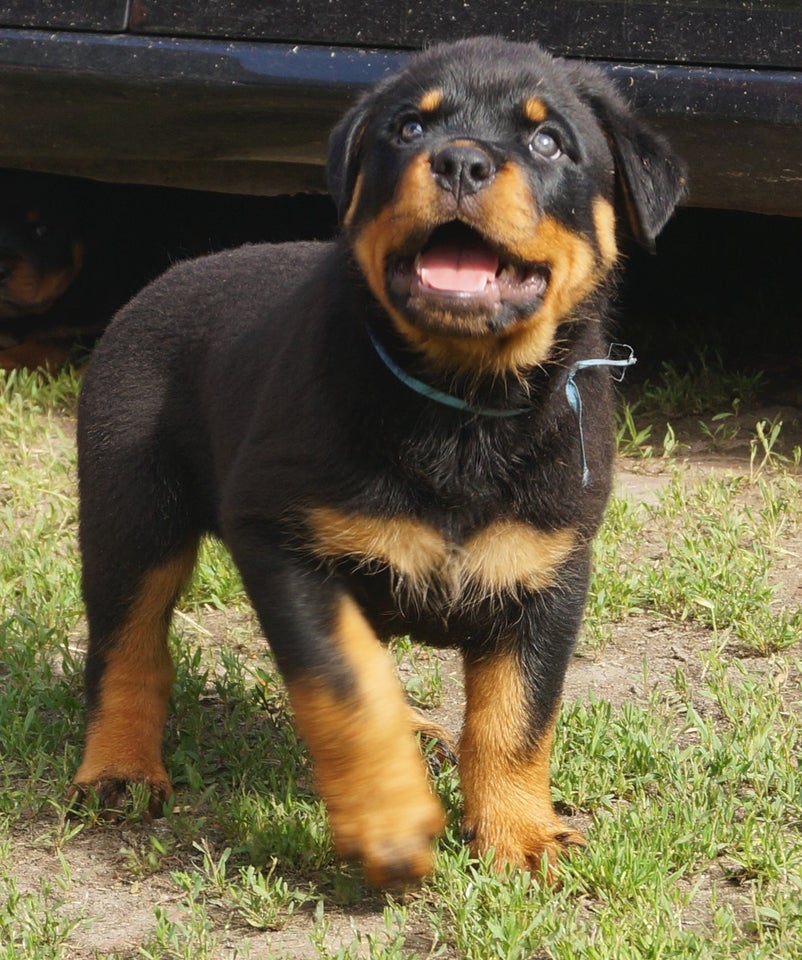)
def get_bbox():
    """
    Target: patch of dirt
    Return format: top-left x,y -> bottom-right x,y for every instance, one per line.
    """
8,448 -> 802,959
